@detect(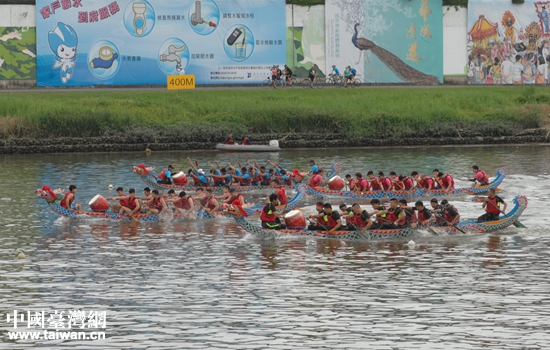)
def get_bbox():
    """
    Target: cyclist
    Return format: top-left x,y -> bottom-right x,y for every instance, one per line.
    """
344,66 -> 351,87
284,64 -> 293,86
270,65 -> 278,88
308,65 -> 316,88
276,65 -> 283,88
350,66 -> 357,79
329,65 -> 341,84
